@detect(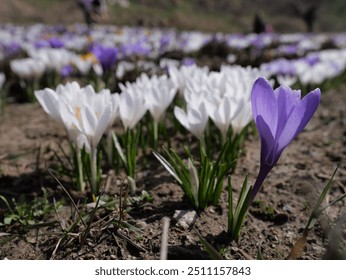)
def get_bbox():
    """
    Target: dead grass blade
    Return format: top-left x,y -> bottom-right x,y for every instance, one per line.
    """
47,167 -> 87,228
